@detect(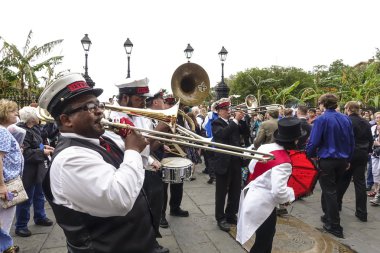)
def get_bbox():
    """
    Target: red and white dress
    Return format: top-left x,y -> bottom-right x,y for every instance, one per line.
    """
236,143 -> 295,245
